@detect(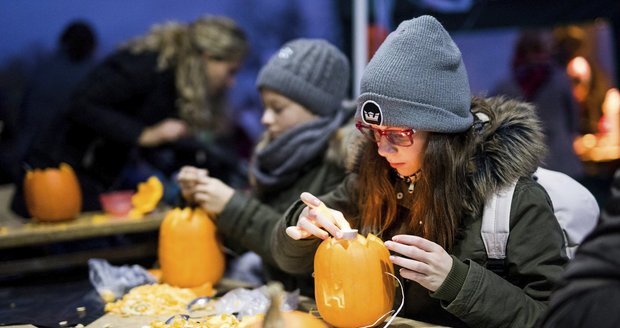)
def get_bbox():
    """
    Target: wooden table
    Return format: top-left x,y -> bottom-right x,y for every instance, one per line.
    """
85,278 -> 449,328
87,313 -> 447,327
0,207 -> 166,276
